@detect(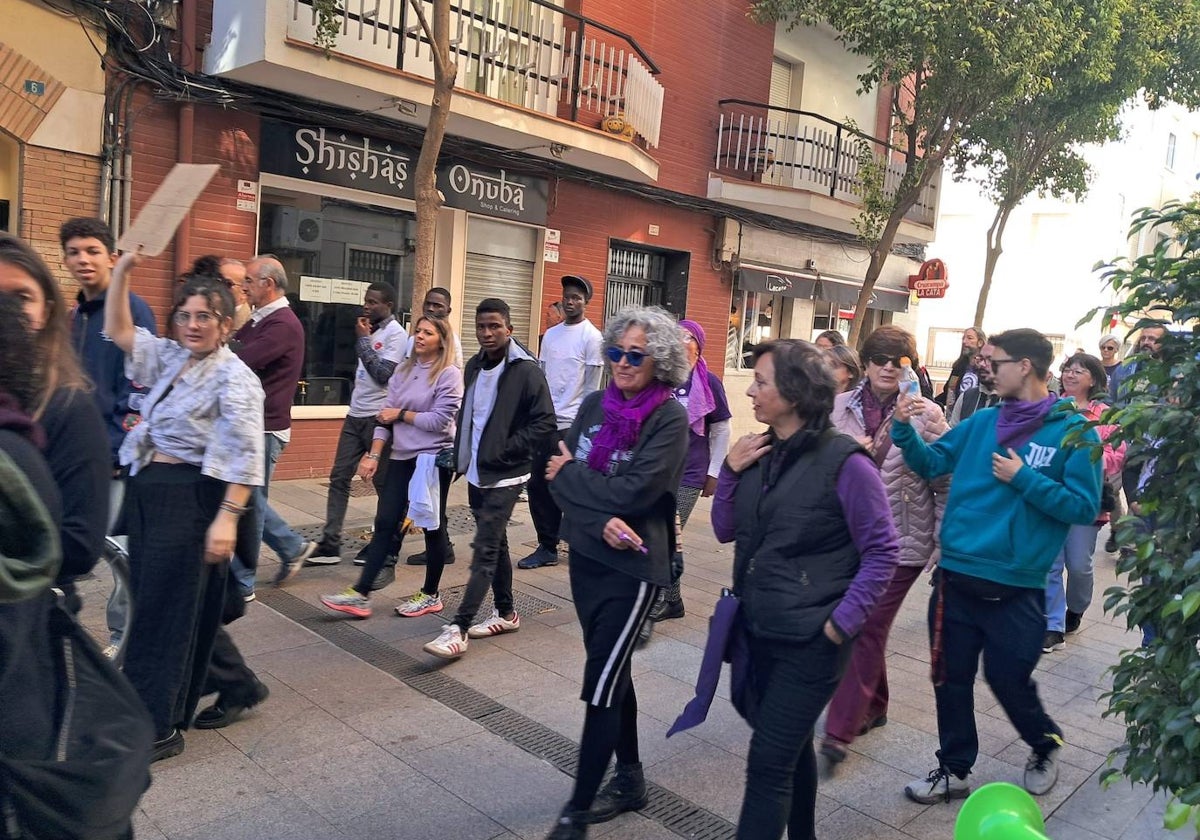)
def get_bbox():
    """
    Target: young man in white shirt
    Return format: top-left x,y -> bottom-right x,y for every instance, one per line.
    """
519,275 -> 603,569
307,283 -> 407,565
423,298 -> 556,659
